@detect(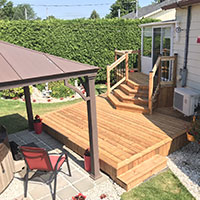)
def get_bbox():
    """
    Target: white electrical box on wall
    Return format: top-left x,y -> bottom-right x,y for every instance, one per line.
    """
173,87 -> 200,116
